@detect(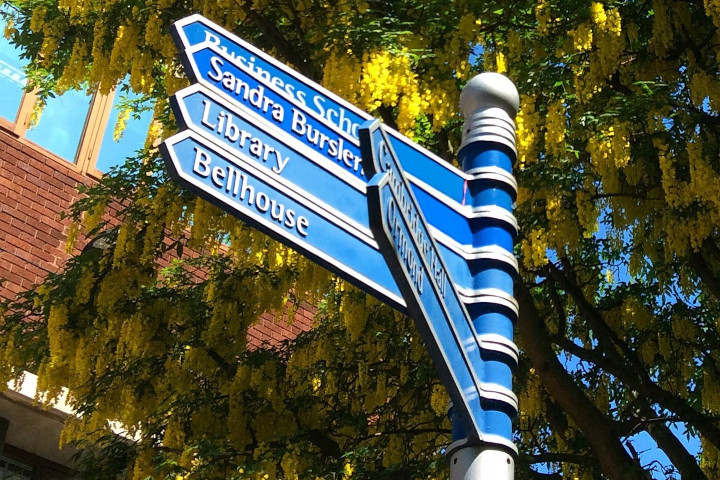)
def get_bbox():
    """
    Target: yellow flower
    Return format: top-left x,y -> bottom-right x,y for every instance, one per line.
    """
591,2 -> 607,28
430,384 -> 448,416
342,461 -> 355,478
569,23 -> 593,52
